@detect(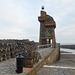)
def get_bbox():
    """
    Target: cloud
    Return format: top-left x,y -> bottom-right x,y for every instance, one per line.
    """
43,0 -> 75,43
0,0 -> 39,41
0,0 -> 25,25
0,0 -> 75,43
